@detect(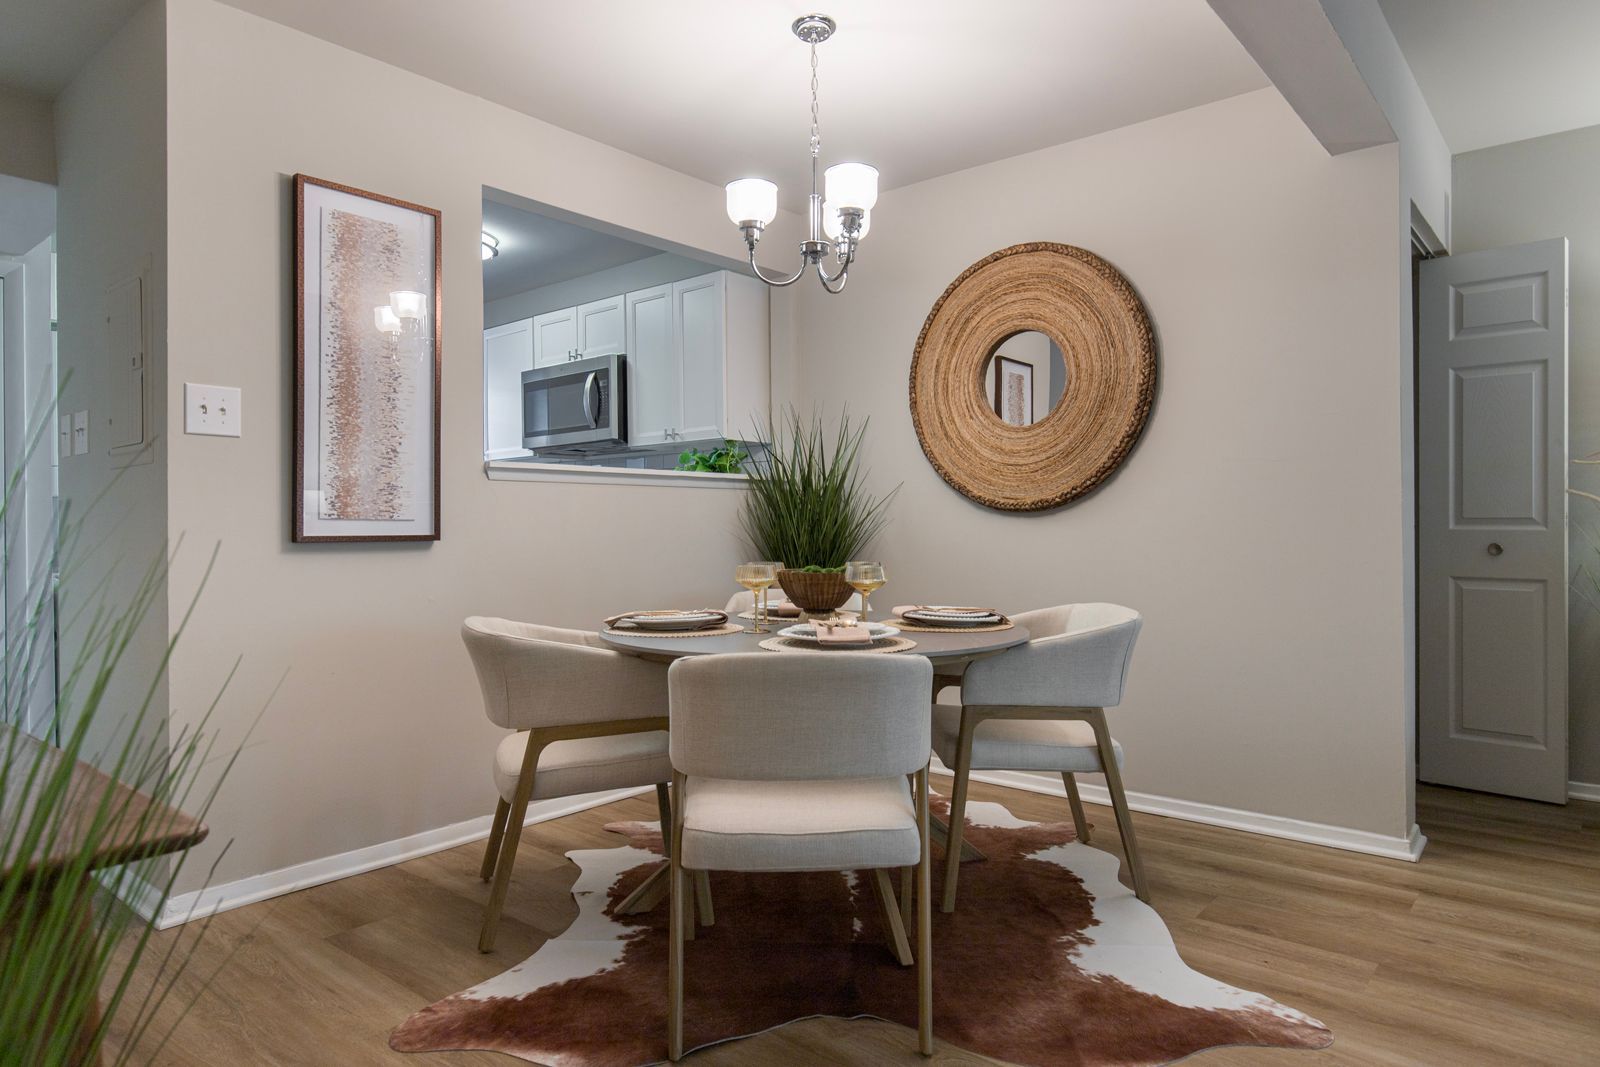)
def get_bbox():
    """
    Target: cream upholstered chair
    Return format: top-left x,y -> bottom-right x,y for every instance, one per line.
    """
464,617 -> 699,952
936,603 -> 1146,911
666,653 -> 934,1061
